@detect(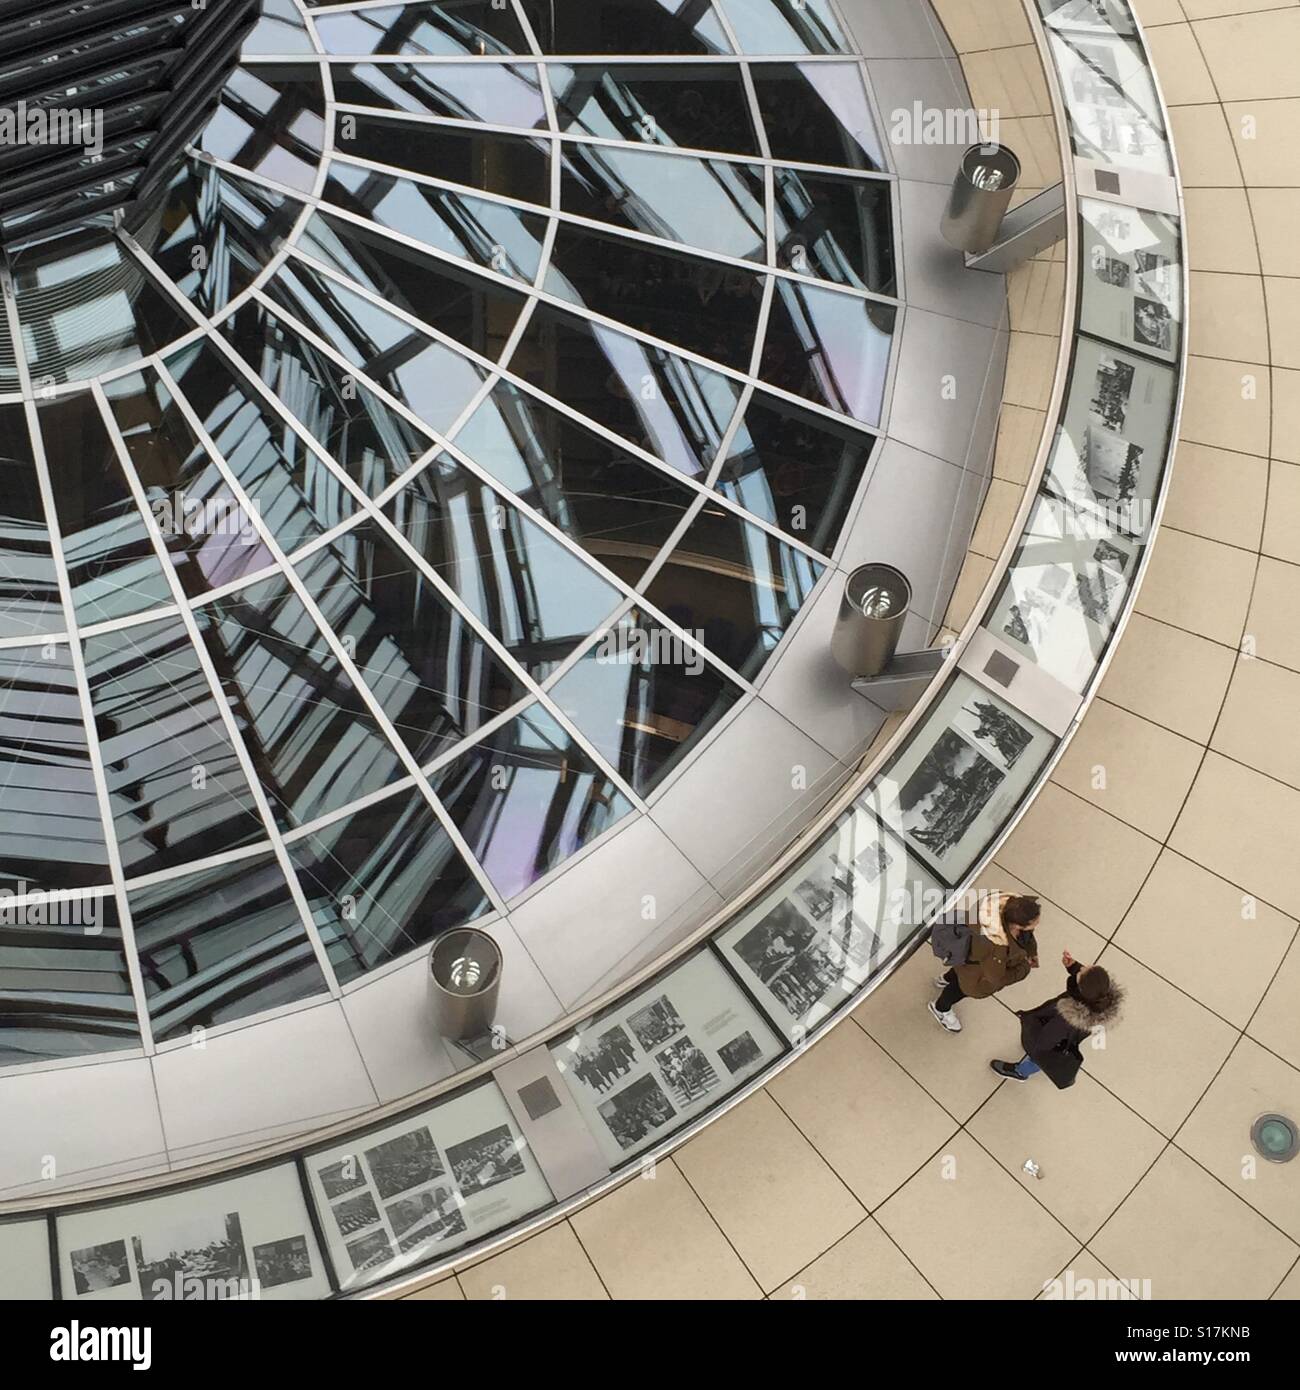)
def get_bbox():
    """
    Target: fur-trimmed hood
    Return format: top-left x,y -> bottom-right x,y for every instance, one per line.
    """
1058,991 -> 1120,1032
